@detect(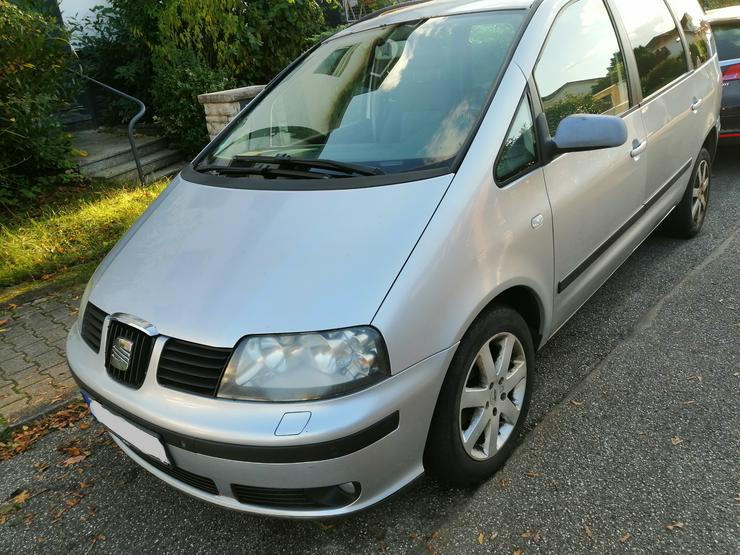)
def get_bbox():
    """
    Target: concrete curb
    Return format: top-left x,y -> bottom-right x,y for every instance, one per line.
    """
6,390 -> 83,432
